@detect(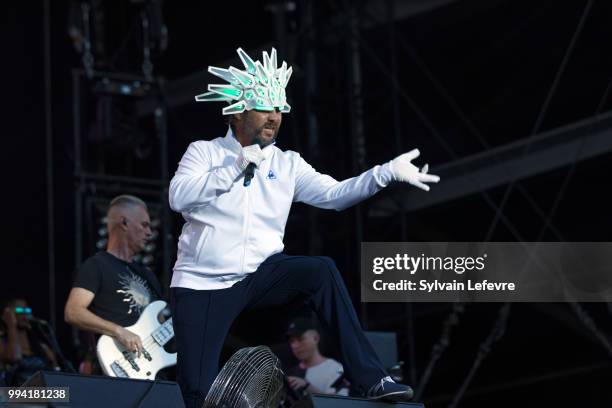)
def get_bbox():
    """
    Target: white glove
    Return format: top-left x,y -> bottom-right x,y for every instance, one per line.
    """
389,149 -> 440,191
236,144 -> 265,171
